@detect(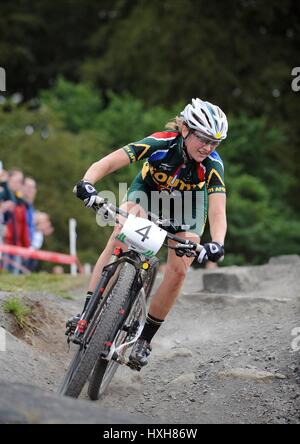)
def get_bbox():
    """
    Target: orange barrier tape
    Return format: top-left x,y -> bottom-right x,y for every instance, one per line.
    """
0,244 -> 78,265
